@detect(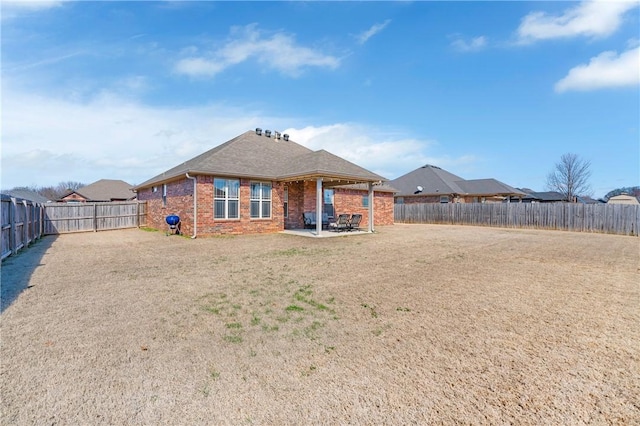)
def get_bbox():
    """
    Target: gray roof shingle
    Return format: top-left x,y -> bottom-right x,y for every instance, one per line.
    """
135,130 -> 385,189
390,164 -> 525,197
65,179 -> 135,201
